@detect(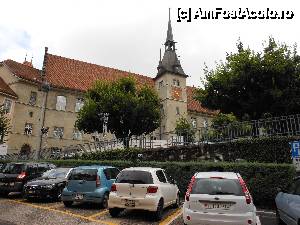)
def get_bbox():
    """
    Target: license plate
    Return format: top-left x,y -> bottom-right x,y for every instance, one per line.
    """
74,194 -> 83,200
125,199 -> 135,207
204,202 -> 232,210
